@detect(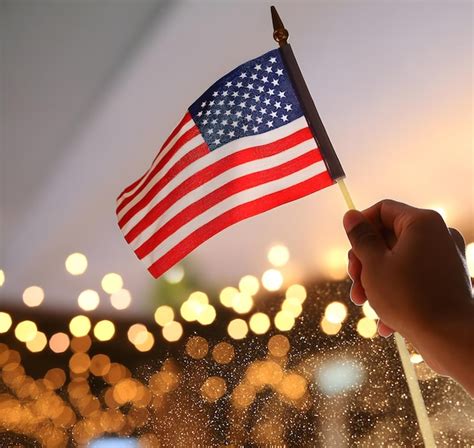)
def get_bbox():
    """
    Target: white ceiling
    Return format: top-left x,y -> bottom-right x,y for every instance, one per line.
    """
1,1 -> 472,315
